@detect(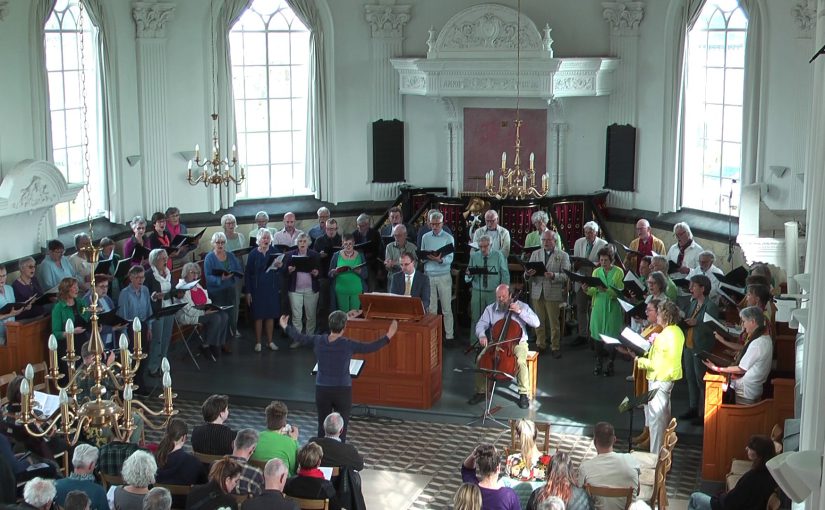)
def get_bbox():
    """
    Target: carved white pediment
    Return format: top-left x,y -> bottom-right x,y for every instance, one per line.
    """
429,4 -> 549,59
0,160 -> 83,261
